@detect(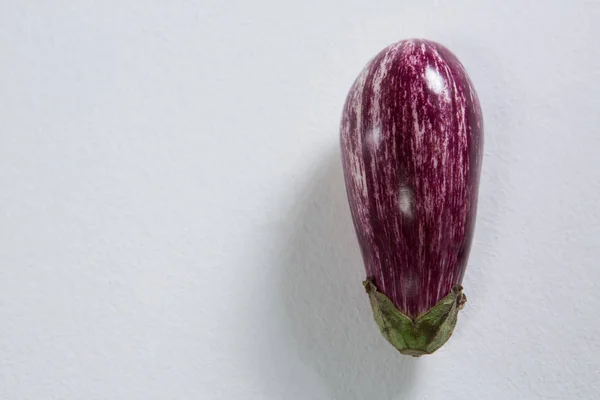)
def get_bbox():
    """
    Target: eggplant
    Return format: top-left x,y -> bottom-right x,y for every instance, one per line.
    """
340,39 -> 483,356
